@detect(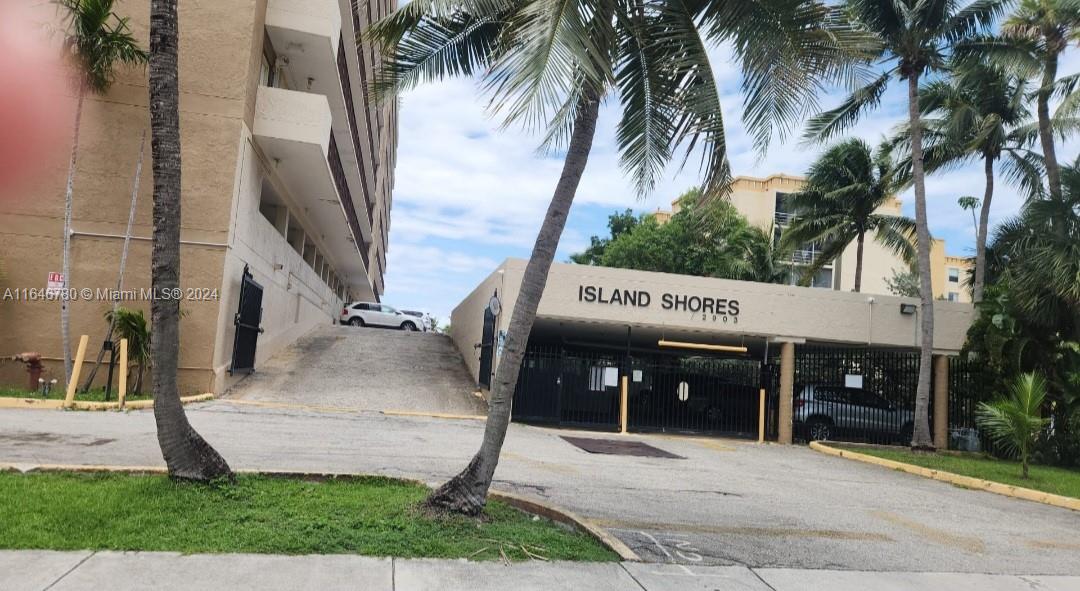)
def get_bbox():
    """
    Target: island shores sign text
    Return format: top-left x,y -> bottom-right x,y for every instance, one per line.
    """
577,284 -> 740,323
